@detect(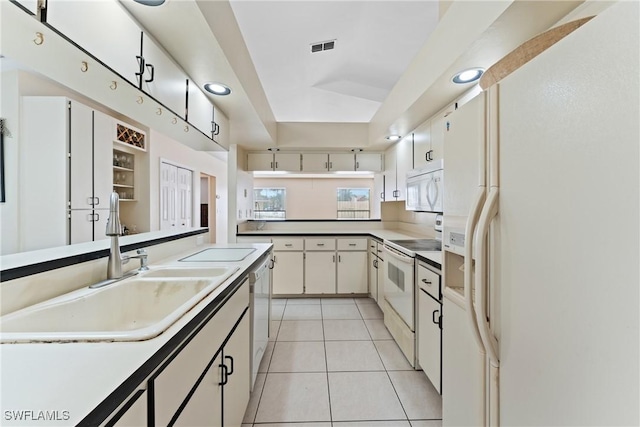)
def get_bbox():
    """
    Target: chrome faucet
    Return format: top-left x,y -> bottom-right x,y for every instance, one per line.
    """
106,192 -> 128,279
